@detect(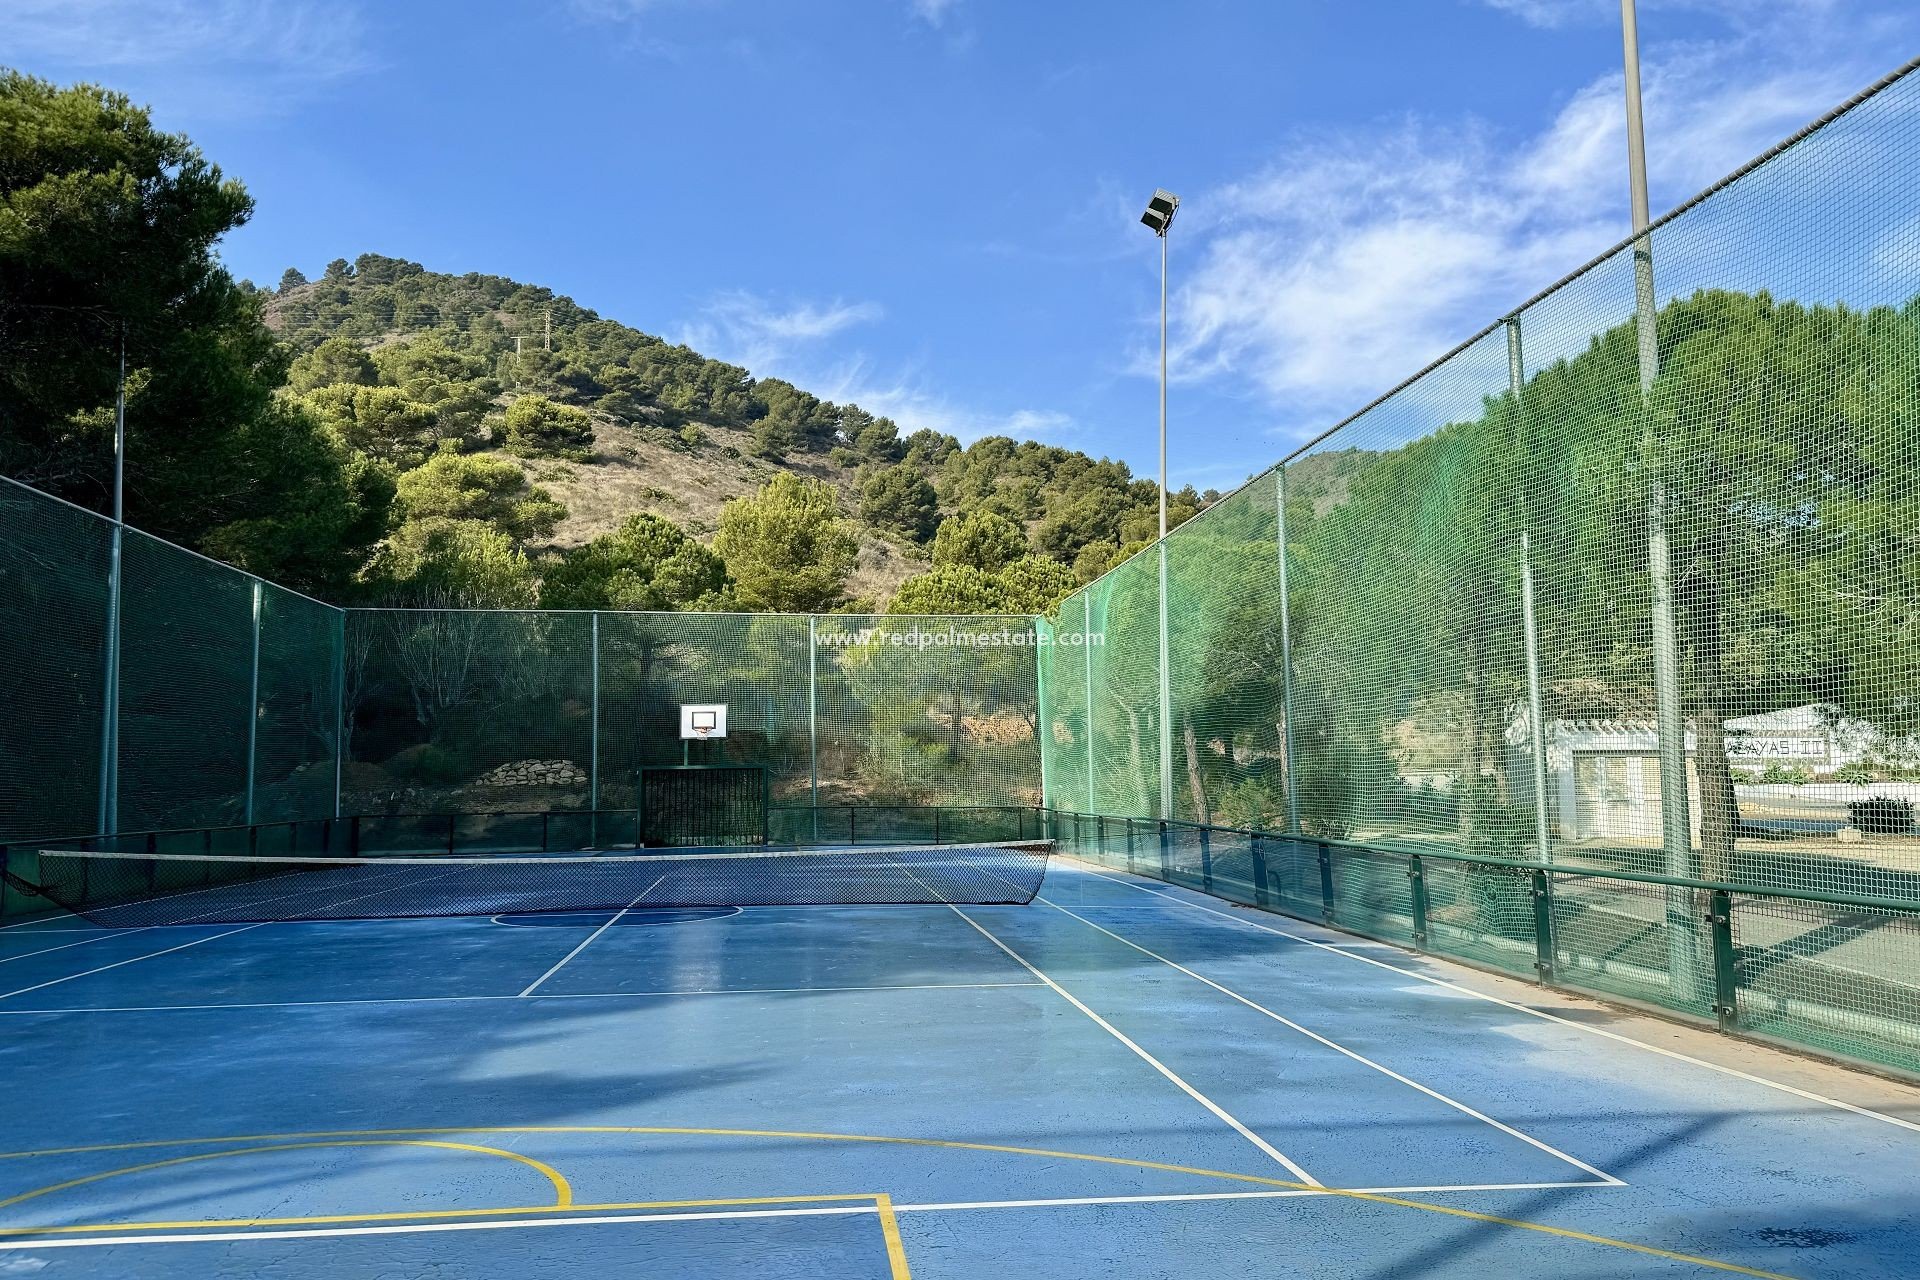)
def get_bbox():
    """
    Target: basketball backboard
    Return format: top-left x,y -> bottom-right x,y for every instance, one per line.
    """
680,703 -> 728,739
